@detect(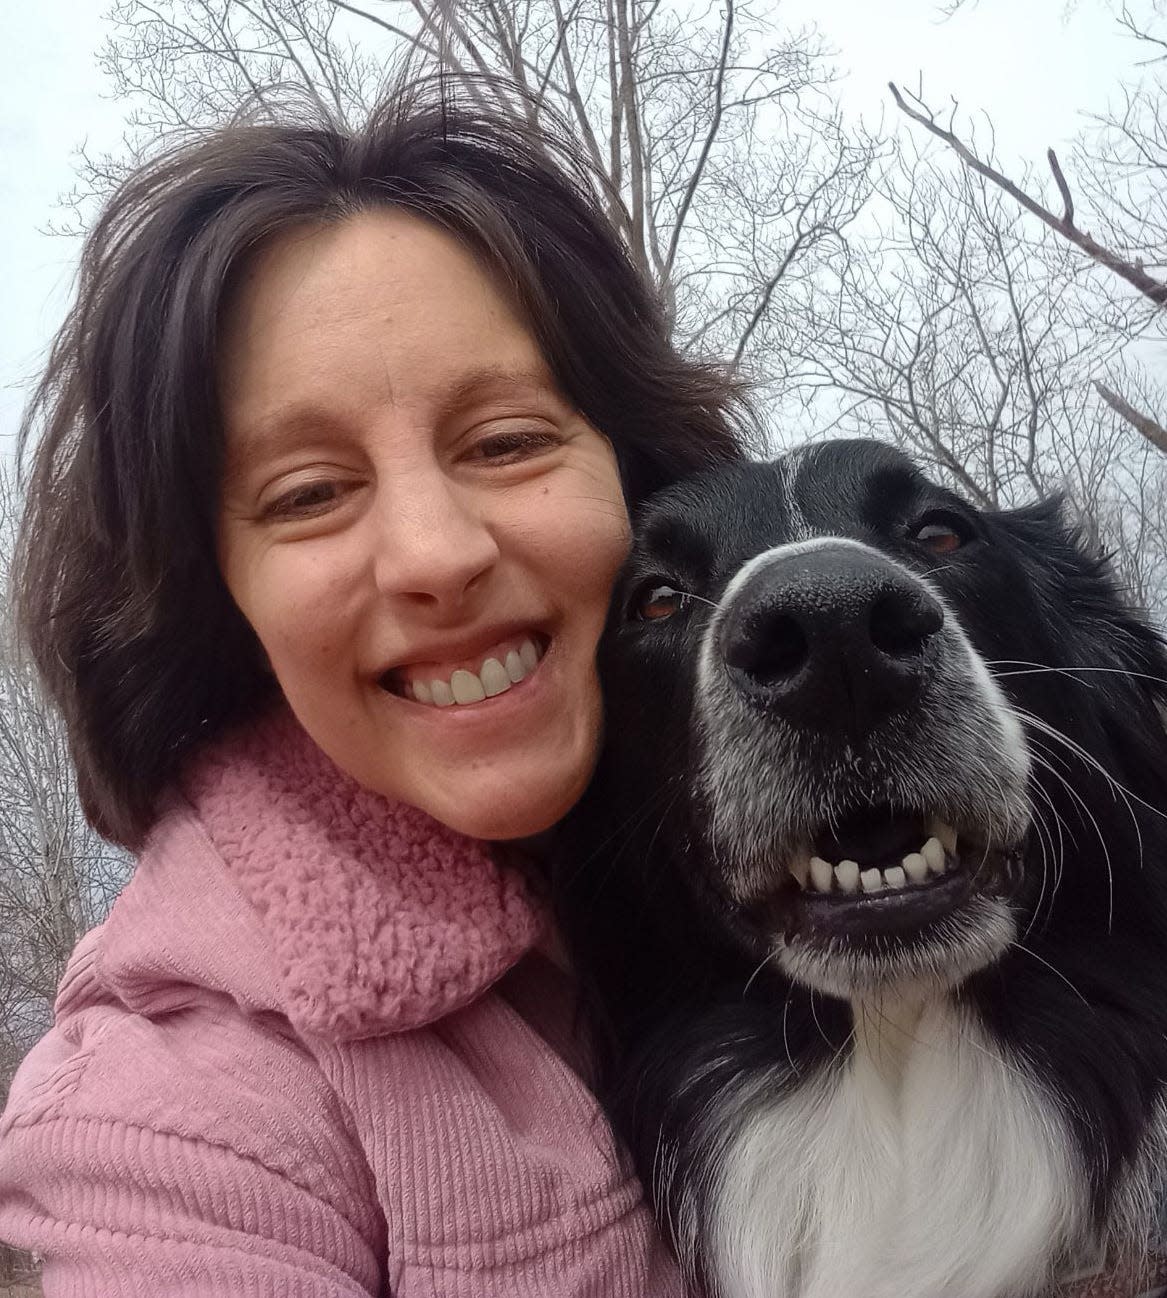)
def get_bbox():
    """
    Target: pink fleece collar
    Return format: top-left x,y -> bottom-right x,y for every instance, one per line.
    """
181,709 -> 546,1040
